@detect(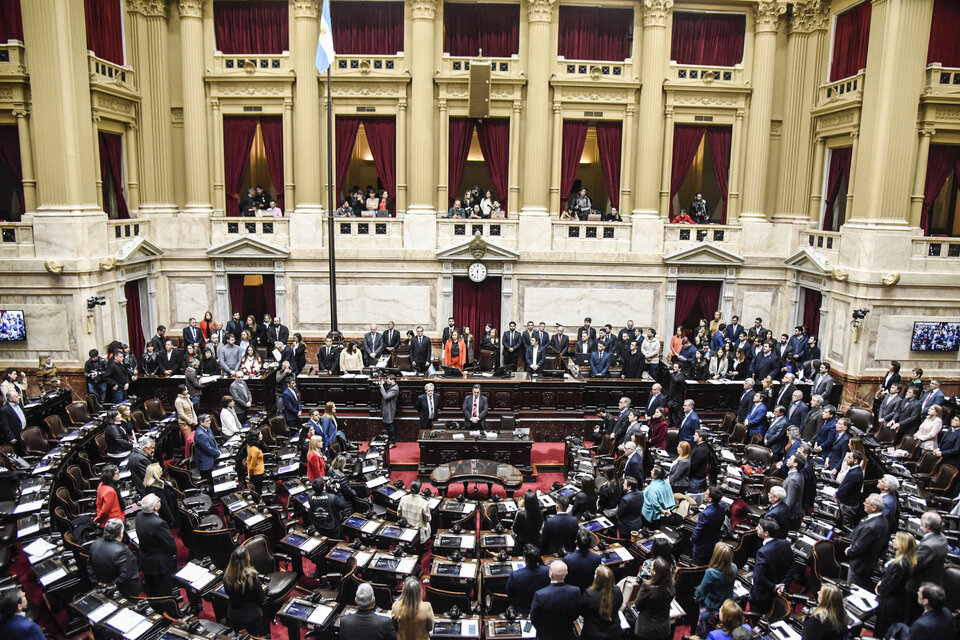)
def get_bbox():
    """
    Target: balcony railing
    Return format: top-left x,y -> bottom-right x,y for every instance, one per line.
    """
440,54 -> 517,78
551,221 -> 631,251
211,216 -> 289,246
211,51 -> 292,76
437,218 -> 518,249
334,217 -> 403,247
555,57 -> 632,81
88,53 -> 136,94
912,237 -> 960,259
107,219 -> 147,248
818,70 -> 865,106
333,53 -> 407,77
668,62 -> 744,86
923,63 -> 960,97
802,229 -> 842,254
664,224 -> 741,251
0,222 -> 34,258
0,40 -> 25,76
